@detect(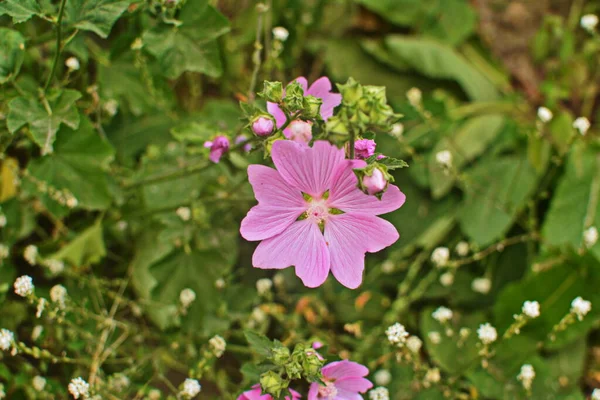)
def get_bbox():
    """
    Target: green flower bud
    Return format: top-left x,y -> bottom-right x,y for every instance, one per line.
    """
259,81 -> 284,103
285,361 -> 303,380
337,77 -> 363,106
302,350 -> 324,382
272,346 -> 291,366
283,81 -> 305,113
260,371 -> 288,398
302,95 -> 323,119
